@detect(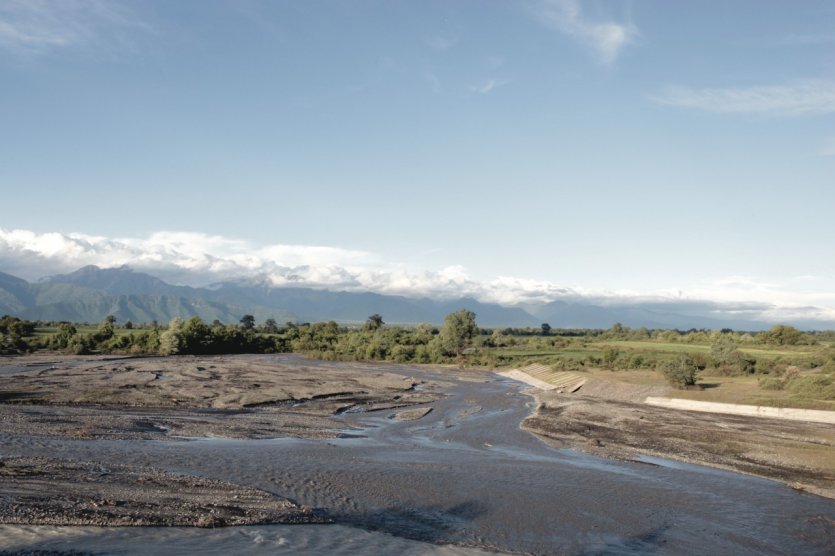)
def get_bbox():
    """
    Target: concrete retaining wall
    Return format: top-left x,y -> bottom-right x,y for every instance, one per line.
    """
644,397 -> 835,424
